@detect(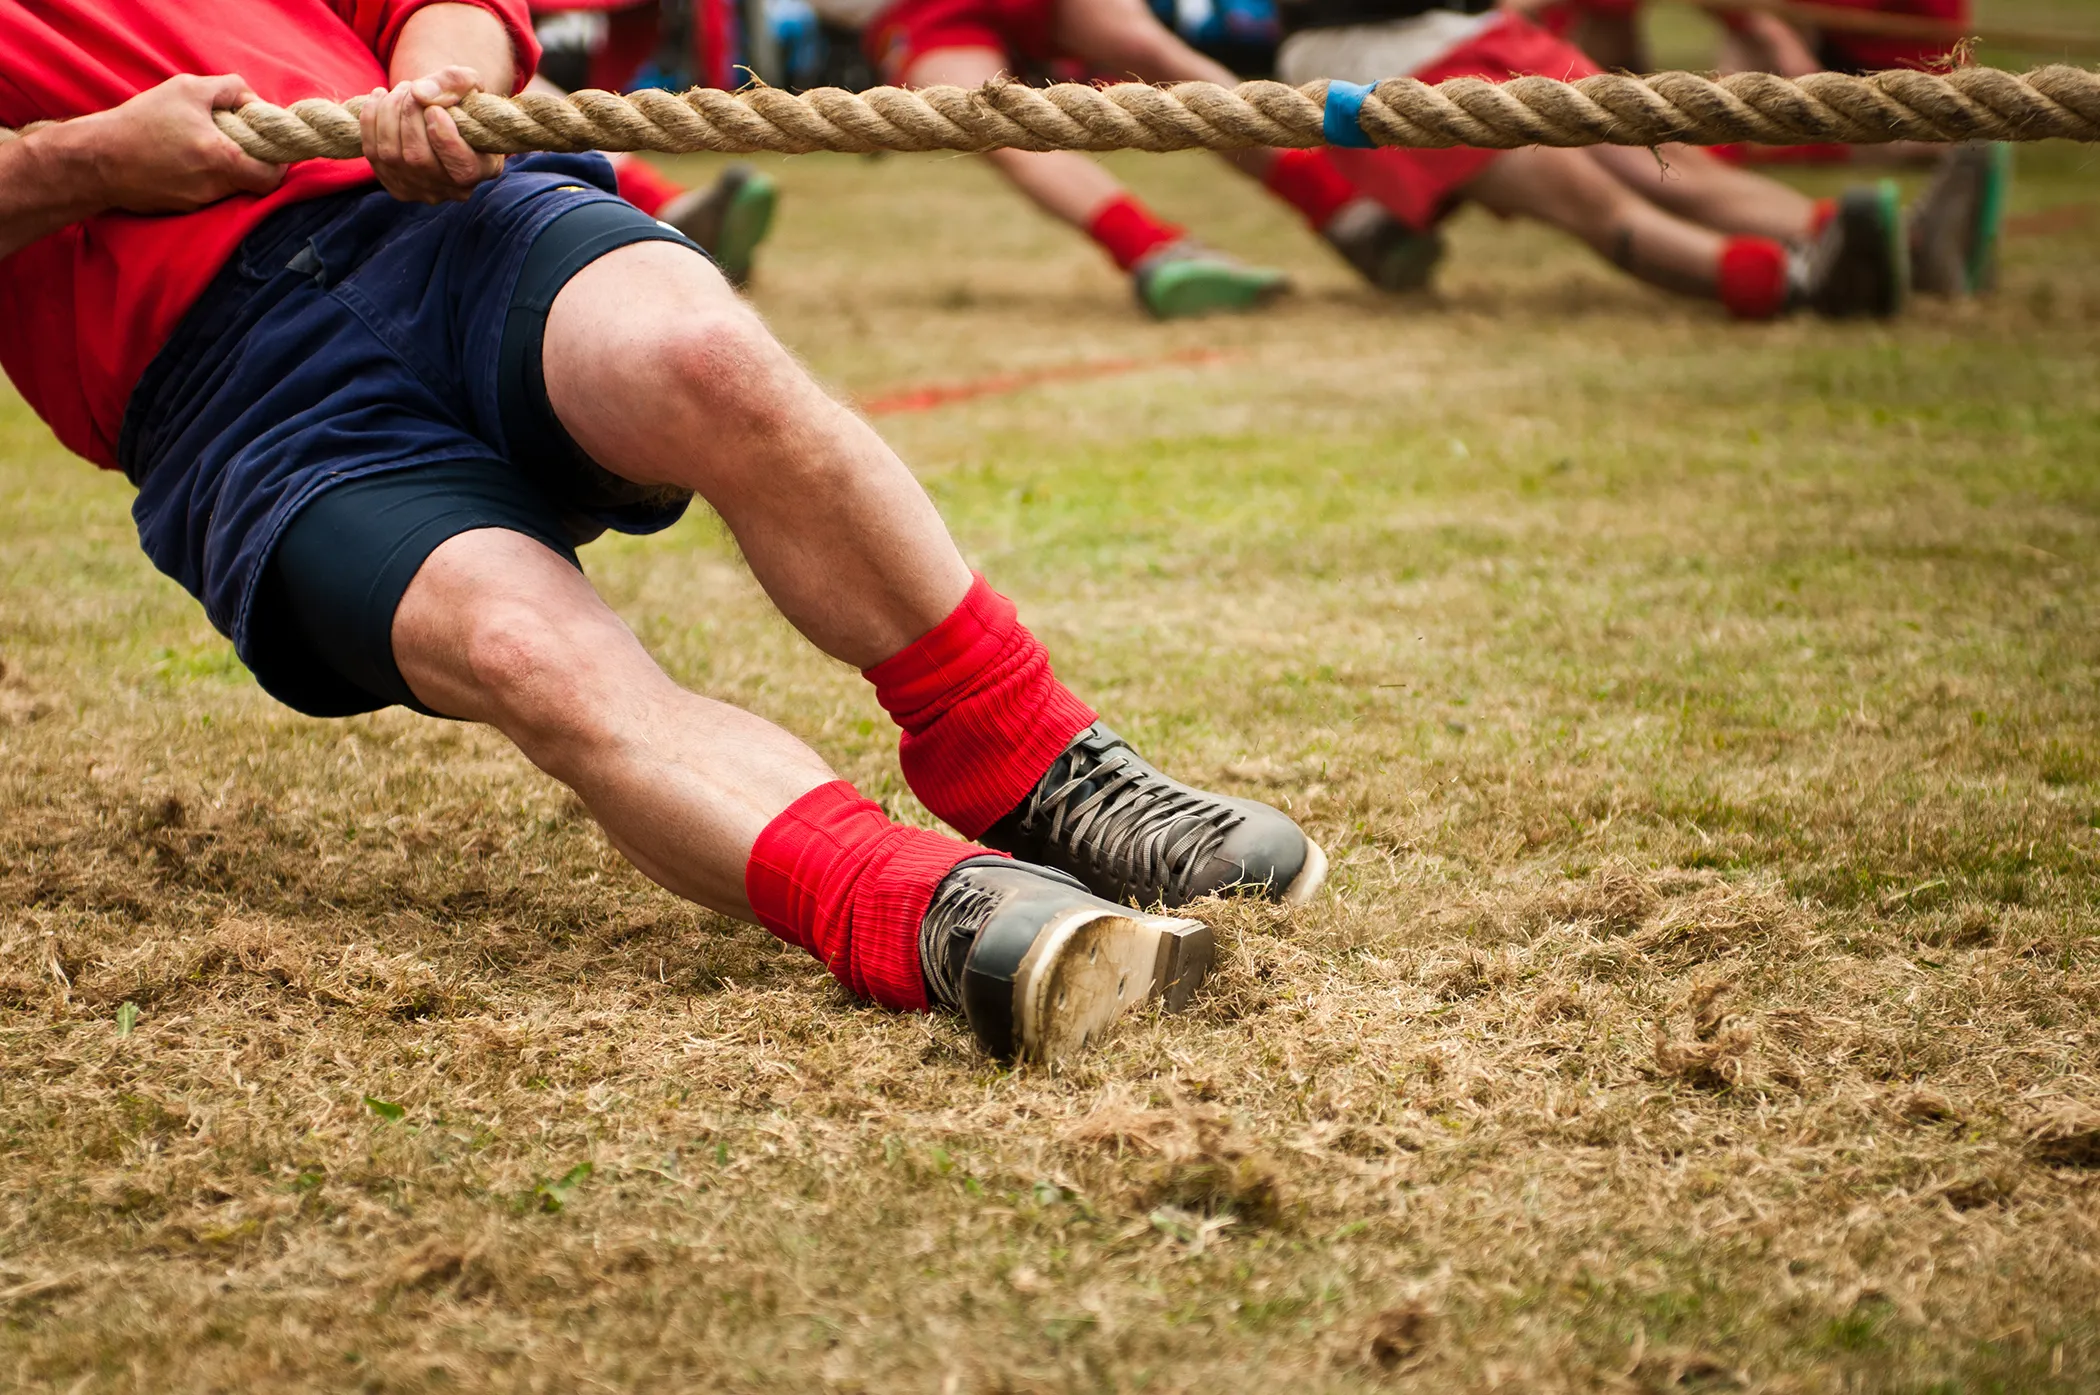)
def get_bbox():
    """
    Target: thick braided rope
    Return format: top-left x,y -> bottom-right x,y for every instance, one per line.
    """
5,67 -> 2097,156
